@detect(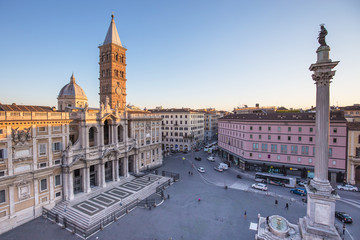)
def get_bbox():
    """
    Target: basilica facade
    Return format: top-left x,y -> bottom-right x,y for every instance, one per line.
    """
0,15 -> 162,234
